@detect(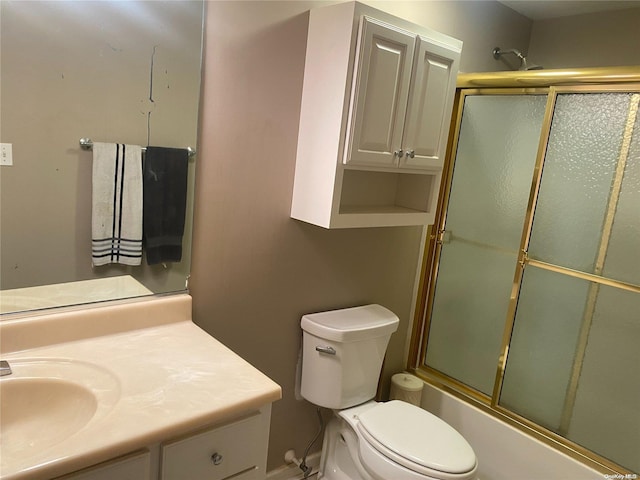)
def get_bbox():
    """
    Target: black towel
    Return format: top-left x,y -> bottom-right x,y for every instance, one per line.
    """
143,146 -> 189,265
